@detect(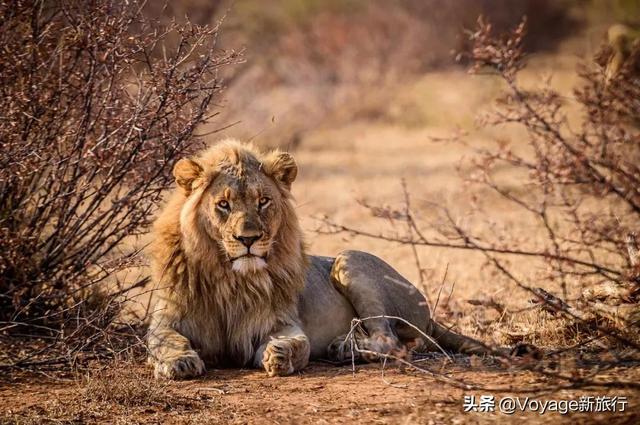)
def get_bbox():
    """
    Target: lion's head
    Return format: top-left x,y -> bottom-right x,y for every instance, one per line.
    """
165,139 -> 304,277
